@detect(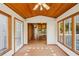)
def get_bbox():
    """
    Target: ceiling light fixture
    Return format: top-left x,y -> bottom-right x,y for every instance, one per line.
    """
33,3 -> 50,11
